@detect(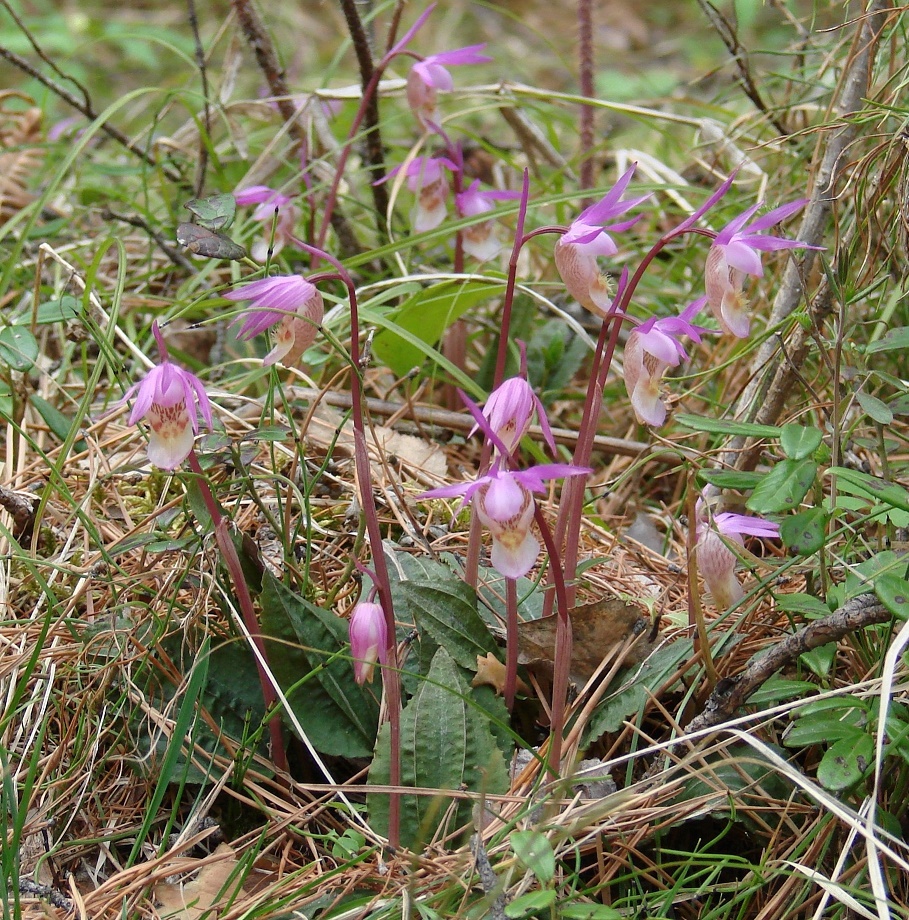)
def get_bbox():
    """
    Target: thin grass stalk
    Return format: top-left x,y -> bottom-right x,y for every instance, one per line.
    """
186,450 -> 288,775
